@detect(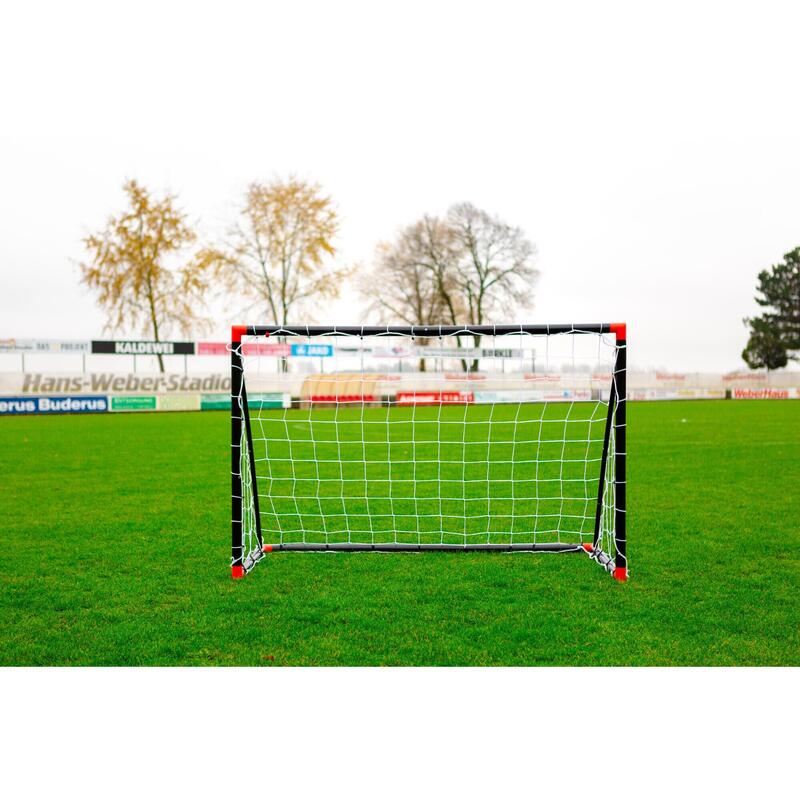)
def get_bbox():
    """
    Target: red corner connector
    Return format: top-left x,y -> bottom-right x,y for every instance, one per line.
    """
231,325 -> 247,344
581,543 -> 593,553
610,322 -> 627,341
613,566 -> 628,582
262,544 -> 273,553
231,565 -> 245,579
